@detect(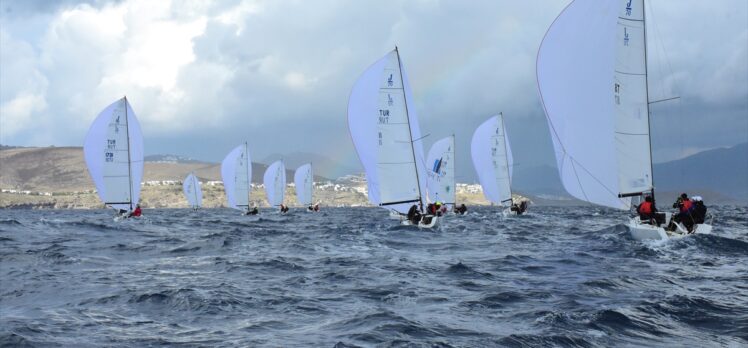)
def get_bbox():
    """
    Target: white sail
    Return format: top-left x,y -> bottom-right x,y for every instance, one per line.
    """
84,97 -> 144,211
294,163 -> 313,206
347,48 -> 427,214
183,172 -> 202,208
537,0 -> 651,210
221,143 -> 251,211
426,136 -> 455,205
471,115 -> 514,205
263,160 -> 286,207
